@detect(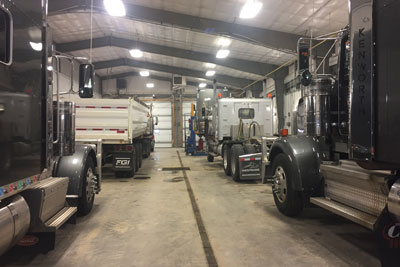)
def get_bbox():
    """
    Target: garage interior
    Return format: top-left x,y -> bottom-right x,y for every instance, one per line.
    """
0,0 -> 399,267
